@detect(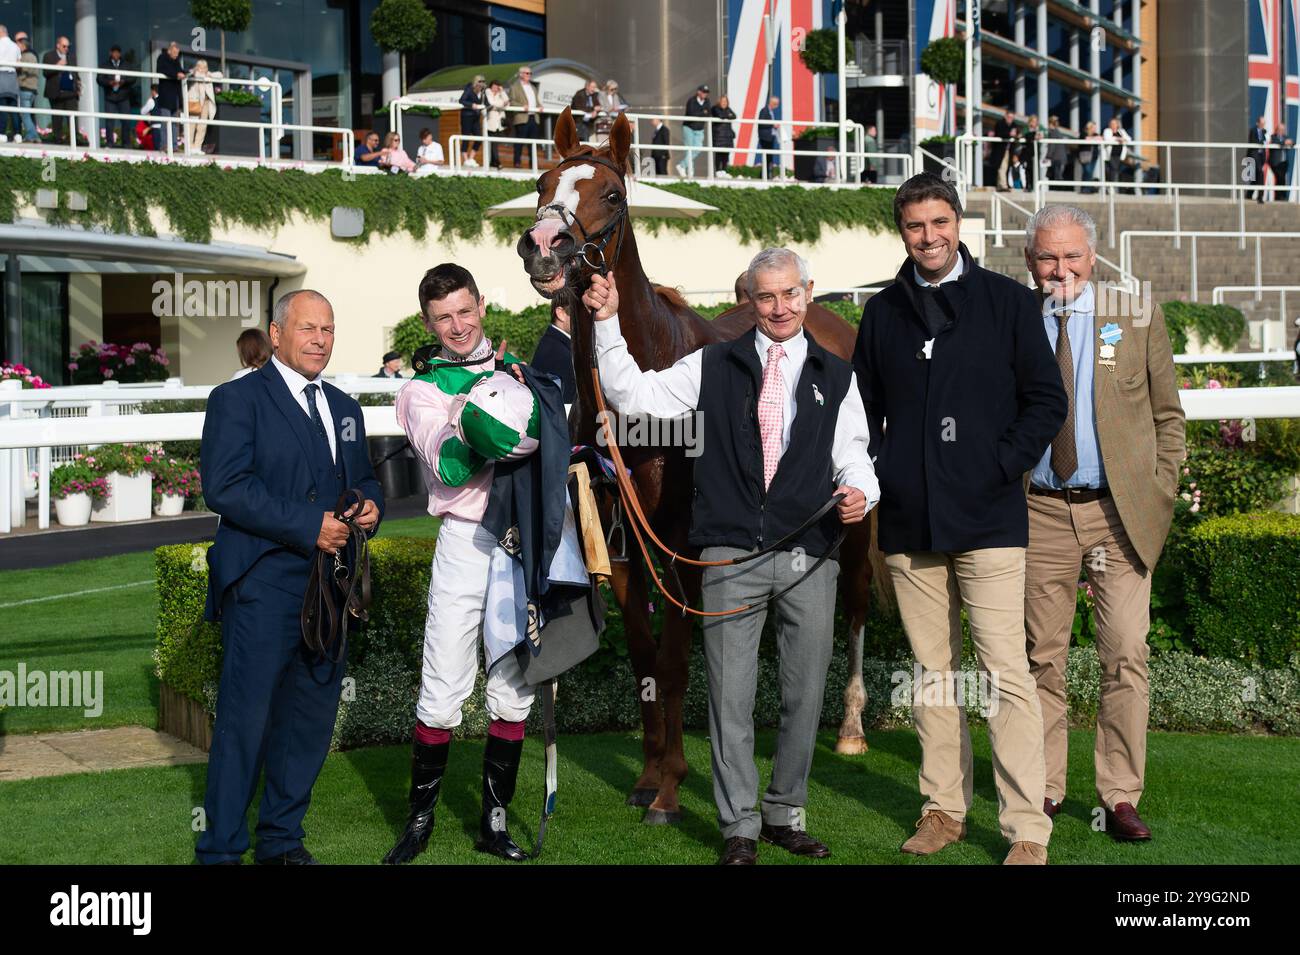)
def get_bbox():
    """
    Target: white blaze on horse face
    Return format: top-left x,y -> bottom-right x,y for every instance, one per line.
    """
529,163 -> 595,257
